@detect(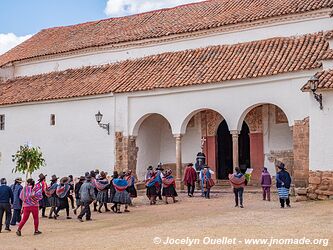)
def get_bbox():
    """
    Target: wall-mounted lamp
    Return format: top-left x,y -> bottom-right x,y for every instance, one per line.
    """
309,76 -> 323,110
95,111 -> 110,135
